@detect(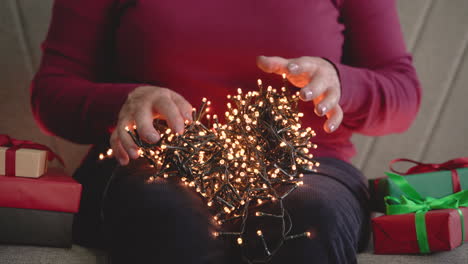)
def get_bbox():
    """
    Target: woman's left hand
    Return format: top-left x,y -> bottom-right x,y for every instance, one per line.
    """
257,56 -> 342,133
